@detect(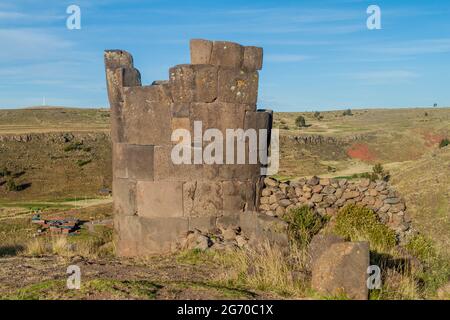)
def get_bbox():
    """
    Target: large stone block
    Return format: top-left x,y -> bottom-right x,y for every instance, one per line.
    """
222,180 -> 256,213
189,216 -> 217,232
115,215 -> 188,256
113,178 -> 136,216
153,145 -> 219,181
105,66 -> 141,143
307,234 -> 345,270
190,39 -> 213,64
122,85 -> 172,145
169,64 -> 195,103
193,65 -> 218,102
104,50 -> 134,70
183,181 -> 223,217
239,213 -> 289,249
169,64 -> 218,103
113,143 -> 154,180
243,46 -> 263,71
311,241 -> 370,300
136,181 -> 184,218
171,103 -> 190,118
210,41 -> 243,68
190,101 -> 255,134
218,164 -> 261,180
217,68 -> 259,105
